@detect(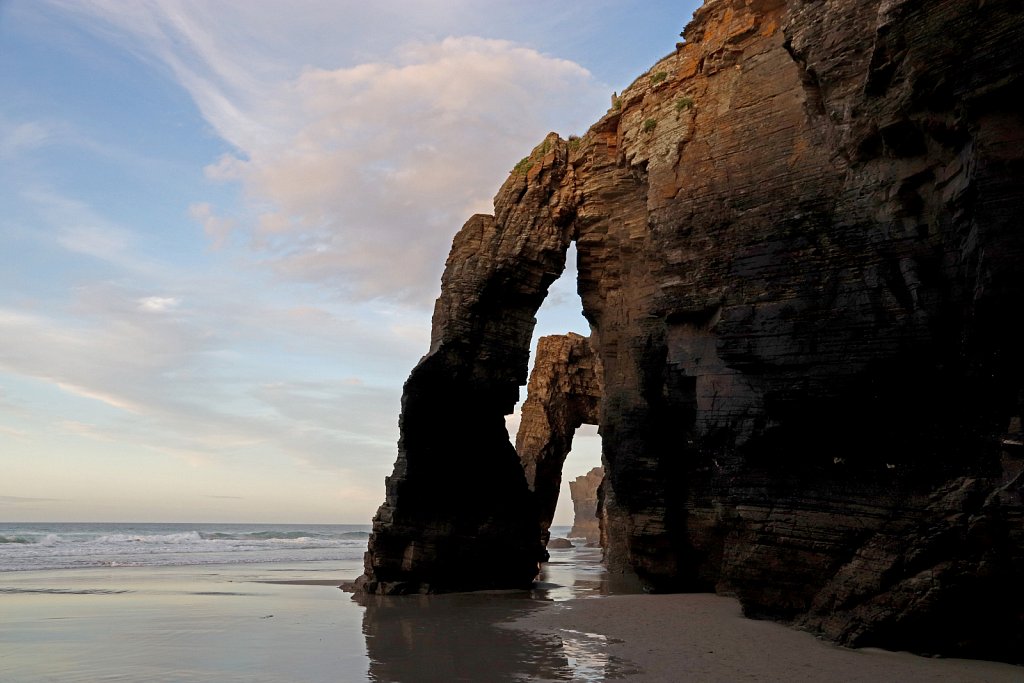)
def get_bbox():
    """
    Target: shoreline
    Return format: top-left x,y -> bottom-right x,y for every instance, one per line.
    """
506,592 -> 1024,682
253,578 -> 348,585
6,545 -> 1020,681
